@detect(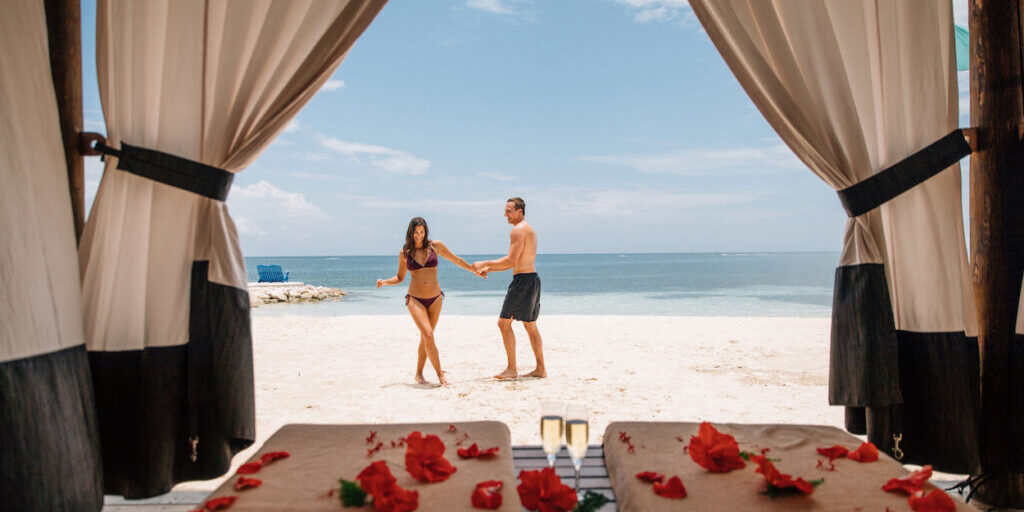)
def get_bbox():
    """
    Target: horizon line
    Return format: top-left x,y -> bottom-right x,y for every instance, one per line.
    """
243,250 -> 842,258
